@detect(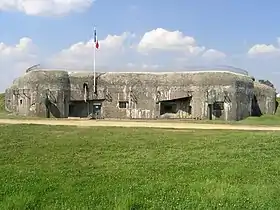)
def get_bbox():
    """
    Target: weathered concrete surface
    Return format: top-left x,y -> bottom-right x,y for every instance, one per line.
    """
5,69 -> 277,121
5,70 -> 70,118
253,81 -> 276,115
0,118 -> 280,131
